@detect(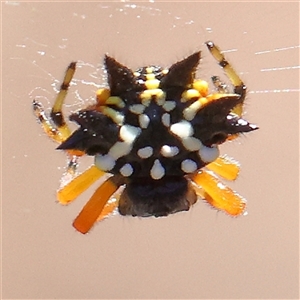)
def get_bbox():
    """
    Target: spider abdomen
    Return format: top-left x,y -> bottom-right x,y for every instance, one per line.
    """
118,176 -> 197,217
94,102 -> 220,180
